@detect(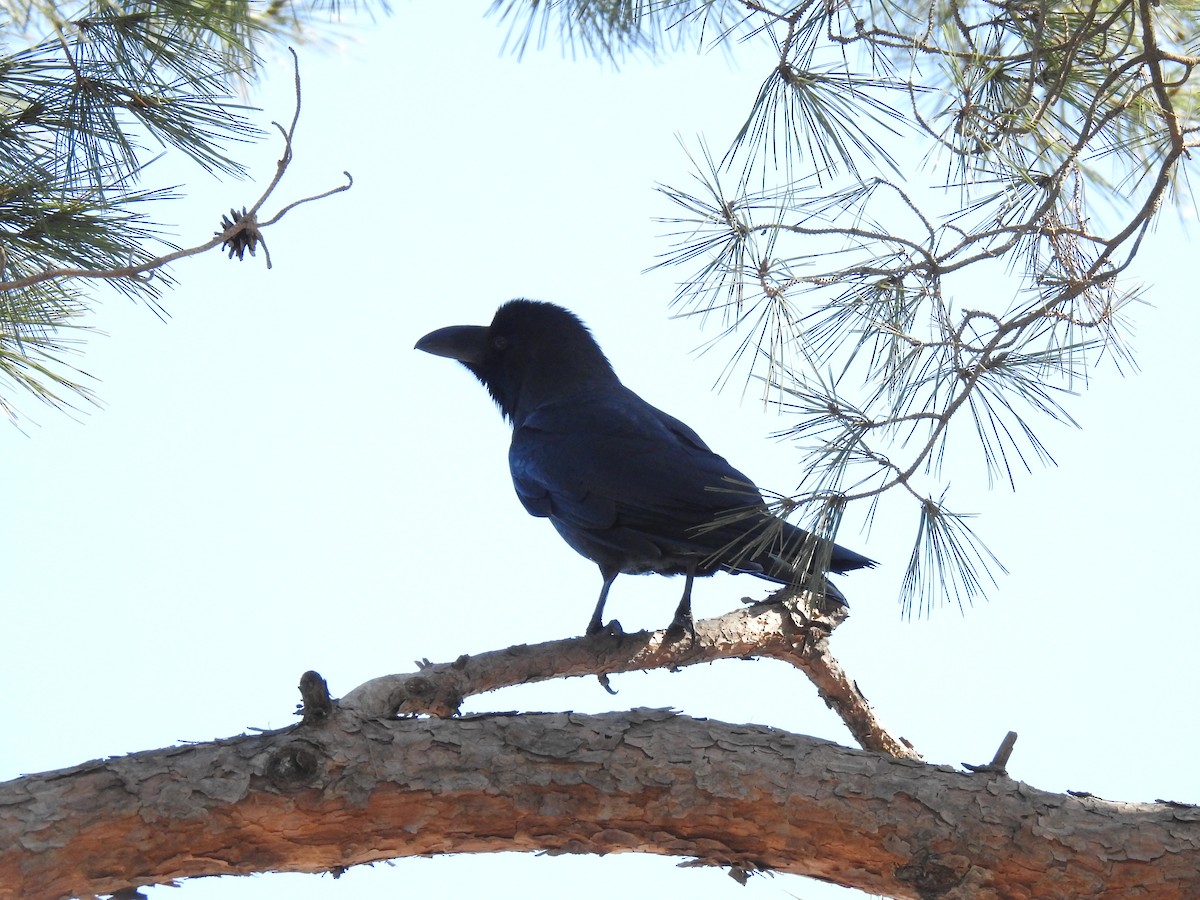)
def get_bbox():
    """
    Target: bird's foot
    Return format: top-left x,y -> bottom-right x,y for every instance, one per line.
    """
665,613 -> 697,645
586,618 -> 624,638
